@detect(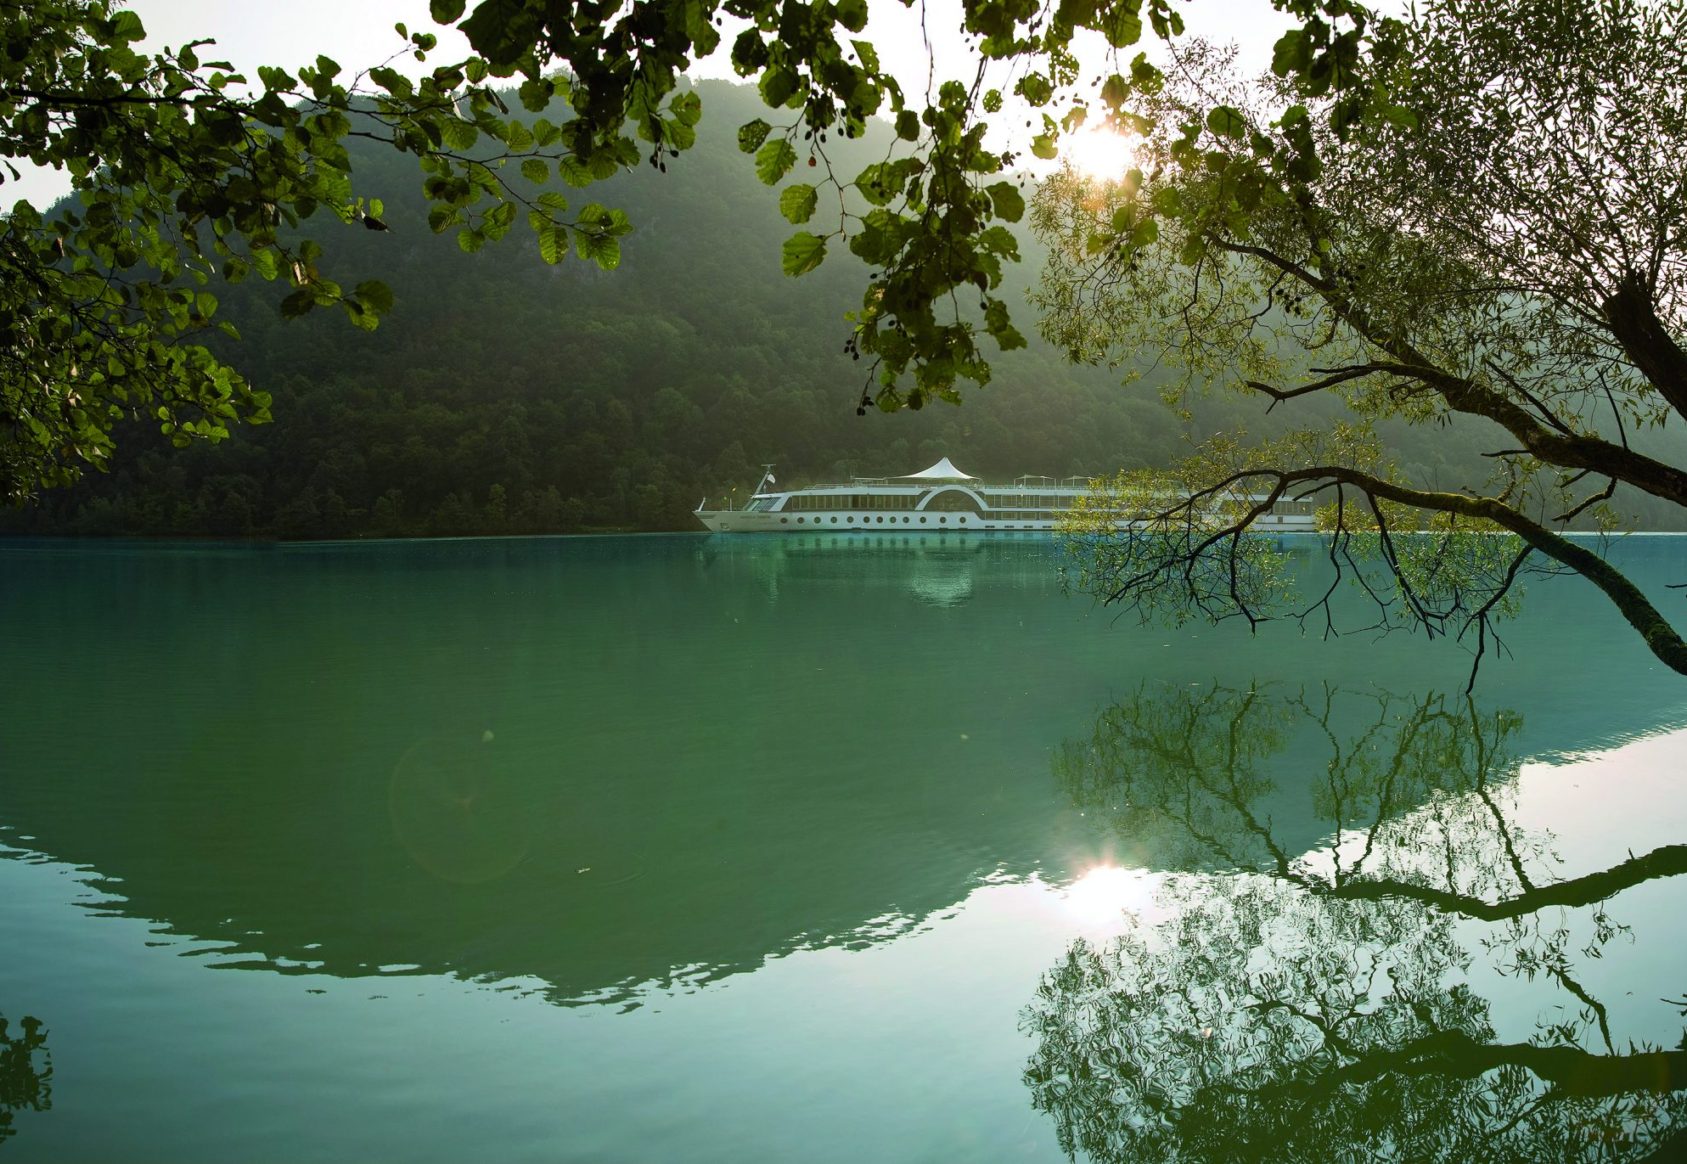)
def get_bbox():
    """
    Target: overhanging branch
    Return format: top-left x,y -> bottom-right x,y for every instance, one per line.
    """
1288,466 -> 1687,676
